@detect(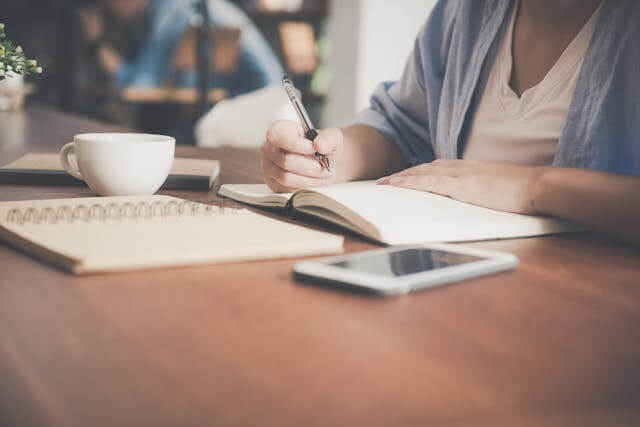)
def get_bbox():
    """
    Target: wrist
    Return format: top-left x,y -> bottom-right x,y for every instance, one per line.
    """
529,166 -> 553,215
